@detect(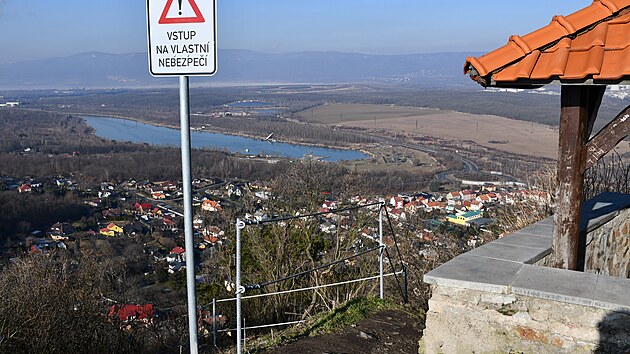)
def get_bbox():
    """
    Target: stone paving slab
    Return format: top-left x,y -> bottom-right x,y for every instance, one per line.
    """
424,253 -> 523,294
492,232 -> 552,250
466,242 -> 549,264
517,222 -> 553,238
593,274 -> 630,311
512,264 -> 597,307
536,216 -> 554,226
